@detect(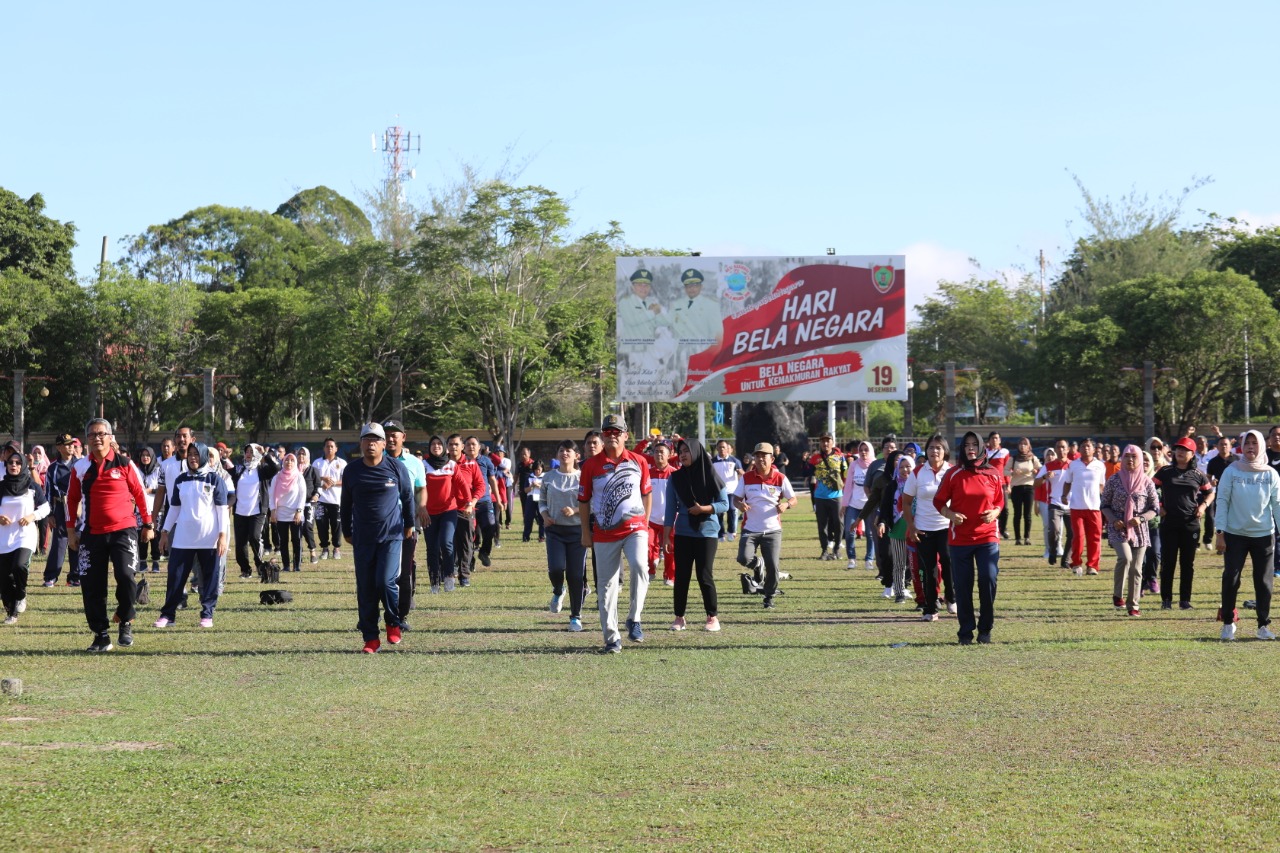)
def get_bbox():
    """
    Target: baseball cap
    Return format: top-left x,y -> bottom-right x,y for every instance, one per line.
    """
382,419 -> 405,435
360,422 -> 387,440
1173,437 -> 1196,453
601,414 -> 627,432
753,442 -> 775,455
